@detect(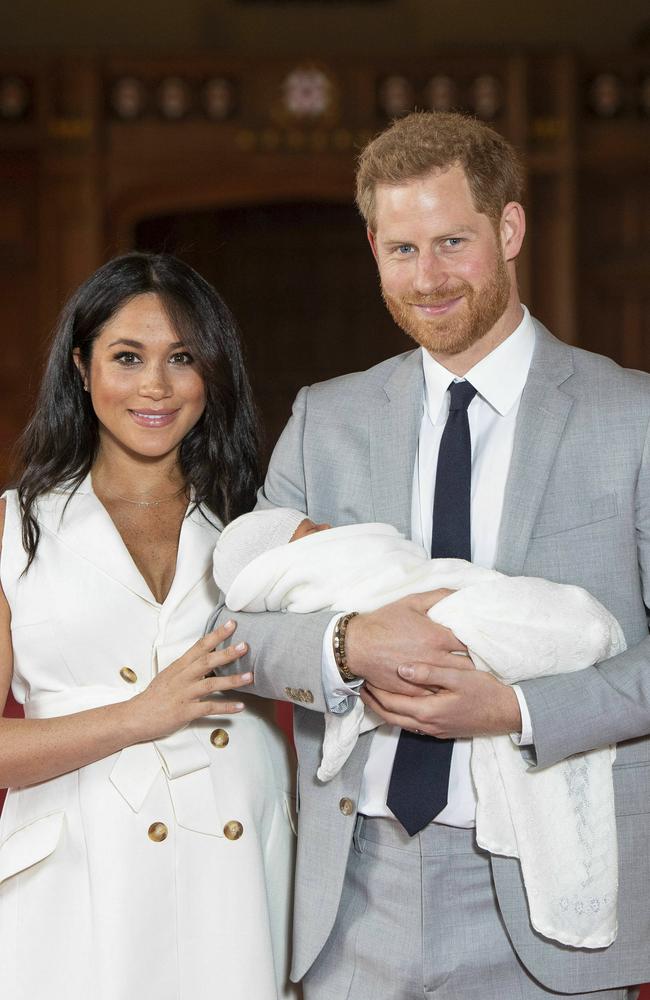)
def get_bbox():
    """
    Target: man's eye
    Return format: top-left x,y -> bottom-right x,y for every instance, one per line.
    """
396,245 -> 415,255
169,352 -> 194,365
444,238 -> 464,249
